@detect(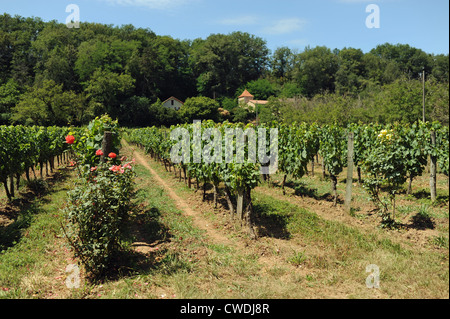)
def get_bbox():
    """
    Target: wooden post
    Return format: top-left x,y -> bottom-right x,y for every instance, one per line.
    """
9,174 -> 15,198
244,187 -> 257,239
430,130 -> 437,202
3,179 -> 11,201
422,69 -> 426,122
345,132 -> 354,212
224,185 -> 235,217
237,189 -> 244,222
101,131 -> 113,163
322,157 -> 326,178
